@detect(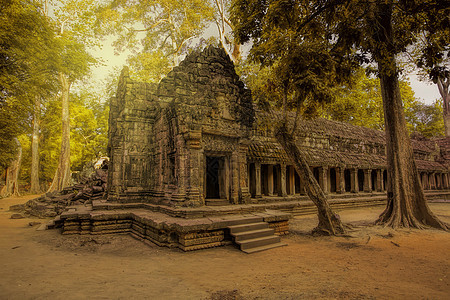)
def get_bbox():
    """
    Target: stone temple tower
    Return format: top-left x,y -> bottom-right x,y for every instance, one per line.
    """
107,46 -> 255,206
